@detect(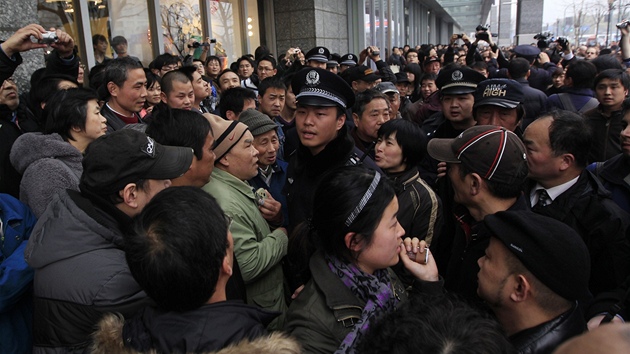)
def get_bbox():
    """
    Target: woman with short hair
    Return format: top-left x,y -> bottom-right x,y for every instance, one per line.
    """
10,87 -> 106,217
